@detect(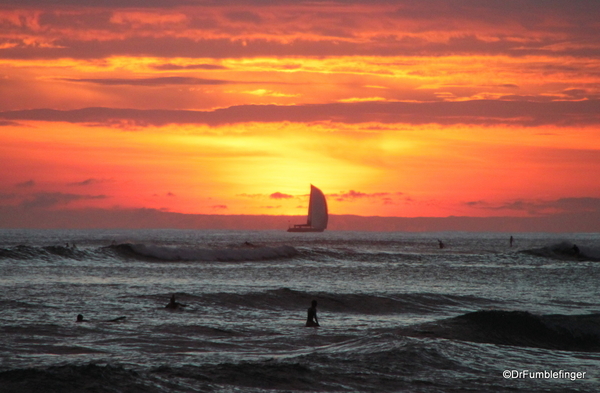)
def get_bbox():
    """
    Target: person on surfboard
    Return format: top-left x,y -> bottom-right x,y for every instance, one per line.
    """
306,300 -> 319,327
76,314 -> 125,322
